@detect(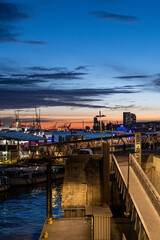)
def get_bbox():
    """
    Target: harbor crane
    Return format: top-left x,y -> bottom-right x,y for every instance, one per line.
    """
57,122 -> 71,131
53,122 -> 57,129
15,109 -> 21,130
